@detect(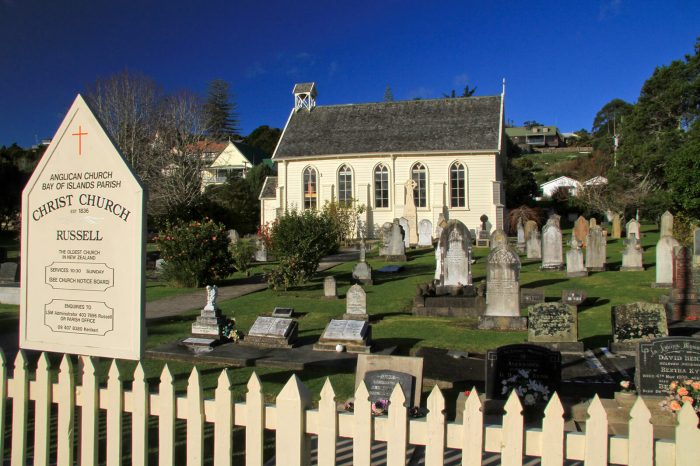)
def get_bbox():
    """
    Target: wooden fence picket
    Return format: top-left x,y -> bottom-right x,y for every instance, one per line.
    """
245,372 -> 264,466
56,355 -> 75,466
33,353 -> 51,466
186,368 -> 205,466
628,396 -> 652,466
424,385 -> 445,465
541,393 -> 564,466
159,364 -> 176,466
131,363 -> 149,466
80,356 -> 99,466
386,384 -> 408,466
584,395 -> 608,466
675,402 -> 700,465
352,382 -> 372,466
213,369 -> 233,466
501,391 -> 524,466
106,360 -> 124,466
317,378 -> 338,466
461,389 -> 483,466
10,351 -> 28,466
276,375 -> 312,466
